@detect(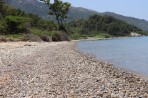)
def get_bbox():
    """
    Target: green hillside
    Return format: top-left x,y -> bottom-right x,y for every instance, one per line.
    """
5,0 -> 148,31
1,0 -> 147,42
66,14 -> 142,39
103,12 -> 148,31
